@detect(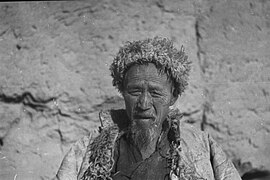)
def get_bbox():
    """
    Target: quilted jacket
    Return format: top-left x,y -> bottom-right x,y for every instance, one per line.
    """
55,109 -> 242,180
